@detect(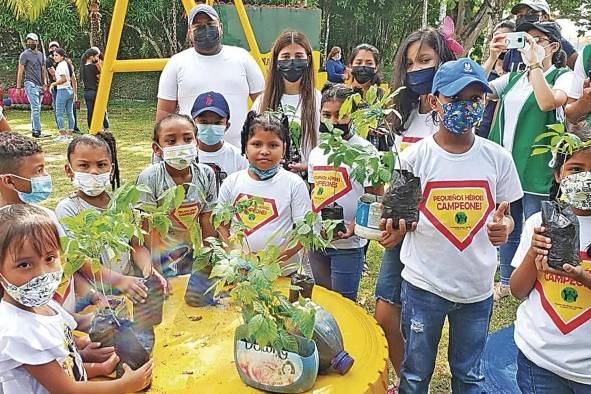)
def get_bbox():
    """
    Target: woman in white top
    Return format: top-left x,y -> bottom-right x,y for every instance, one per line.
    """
252,31 -> 321,174
49,48 -> 75,142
